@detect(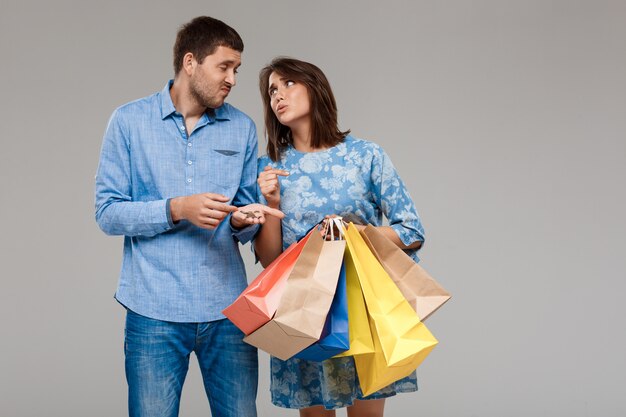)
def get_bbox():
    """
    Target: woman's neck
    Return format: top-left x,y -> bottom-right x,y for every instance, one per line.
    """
291,123 -> 318,153
292,137 -> 314,152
